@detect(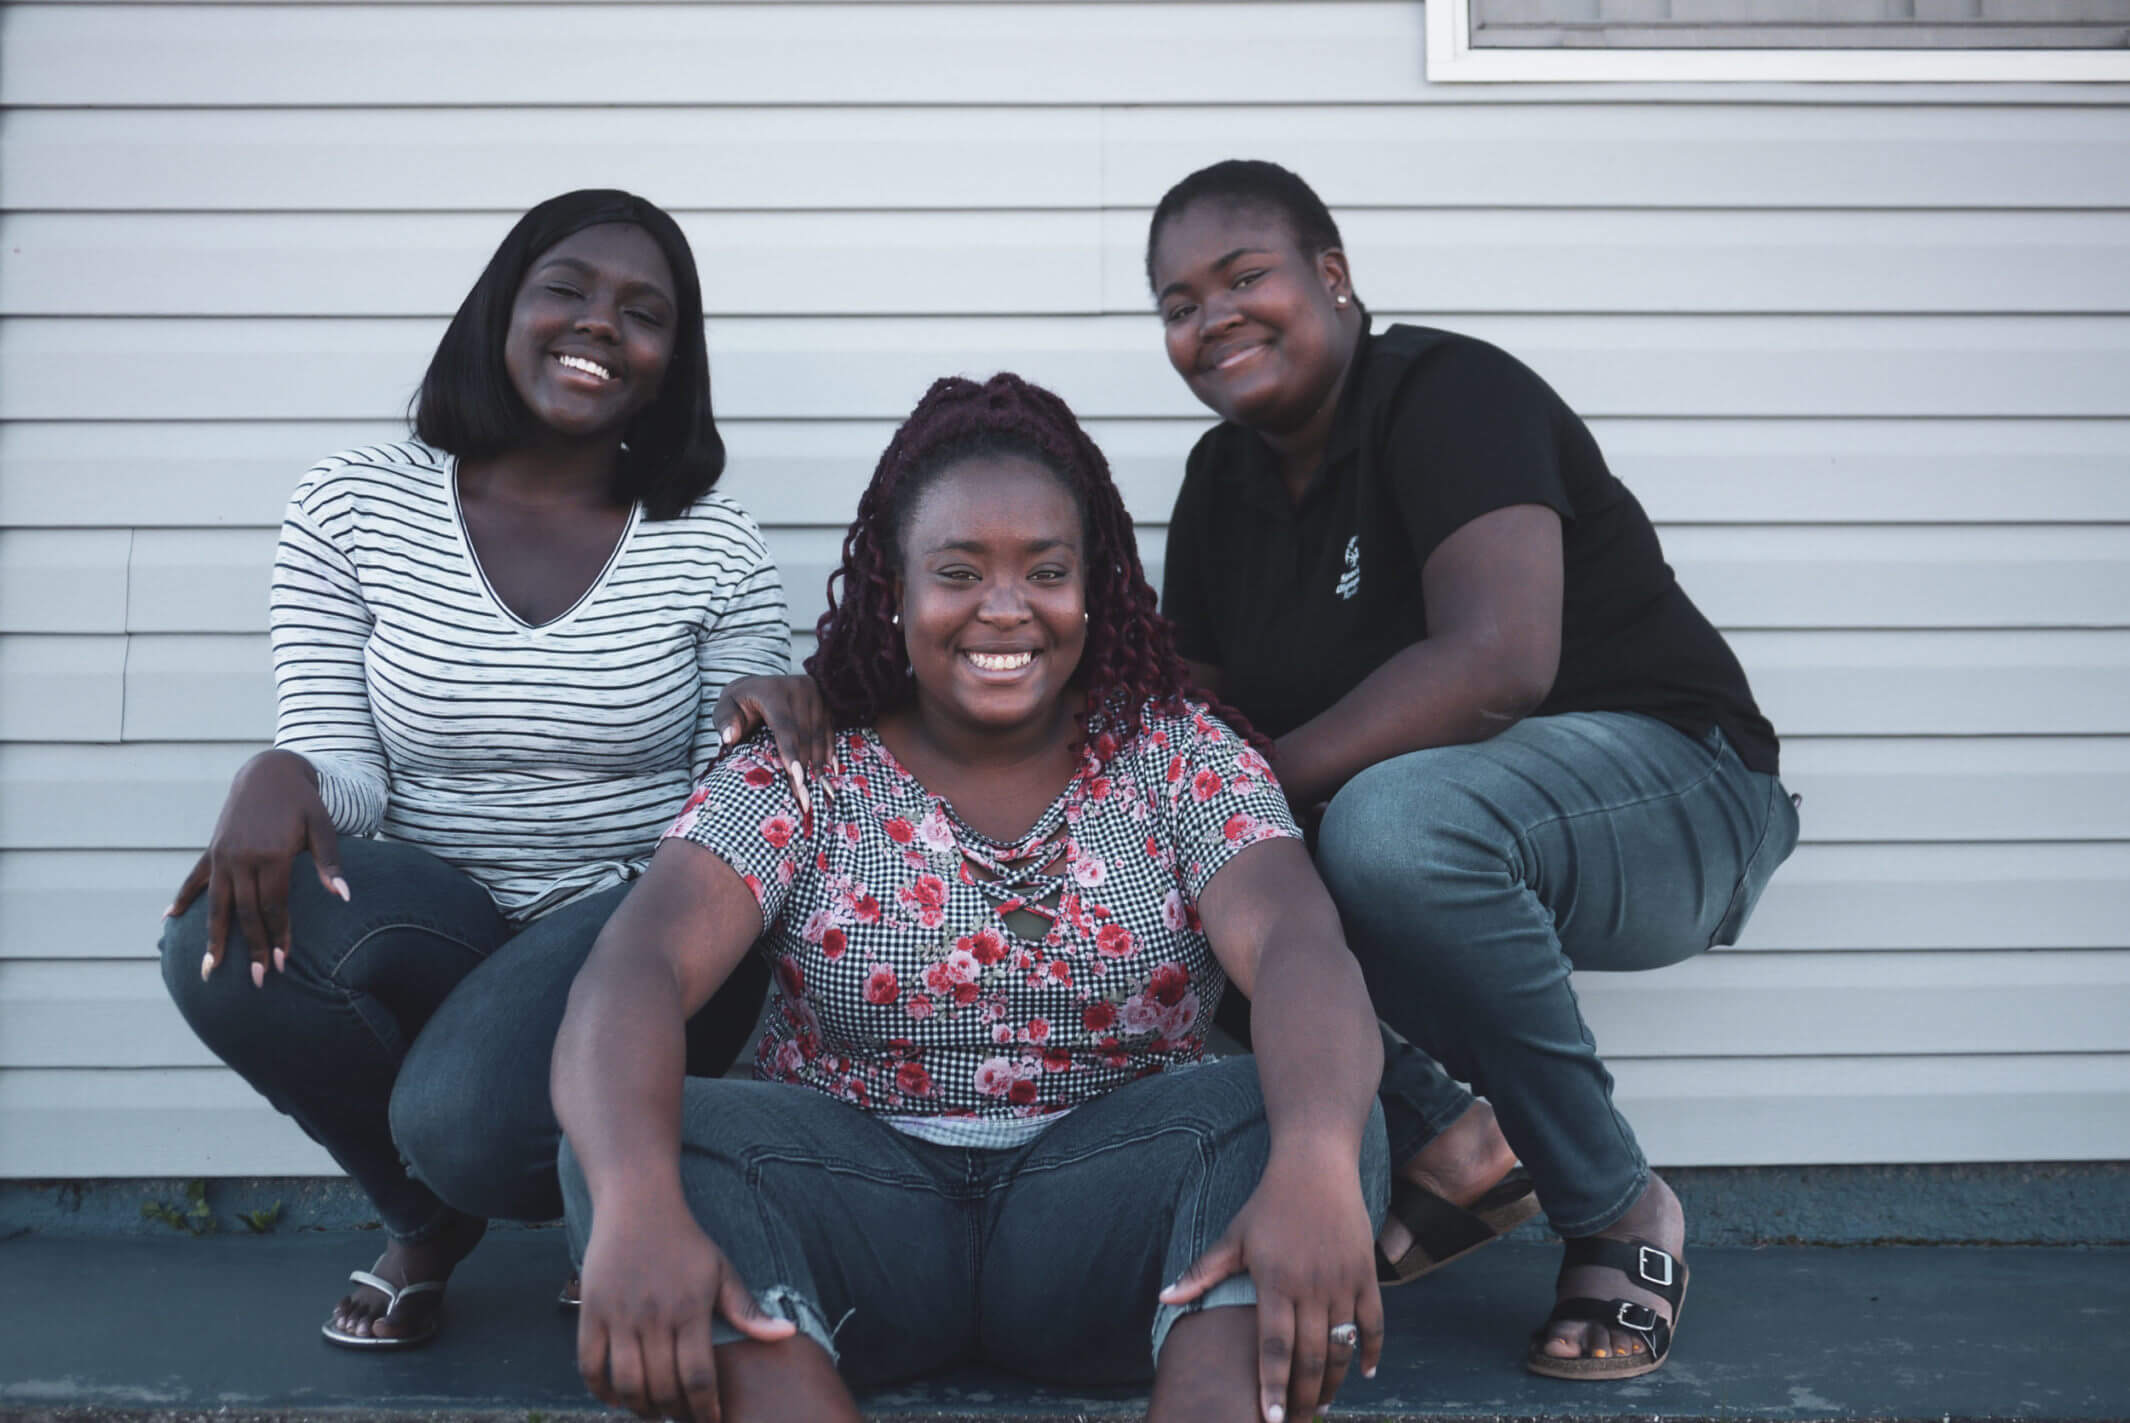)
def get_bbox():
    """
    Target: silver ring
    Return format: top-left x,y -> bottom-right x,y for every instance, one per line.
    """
1329,1321 -> 1360,1350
